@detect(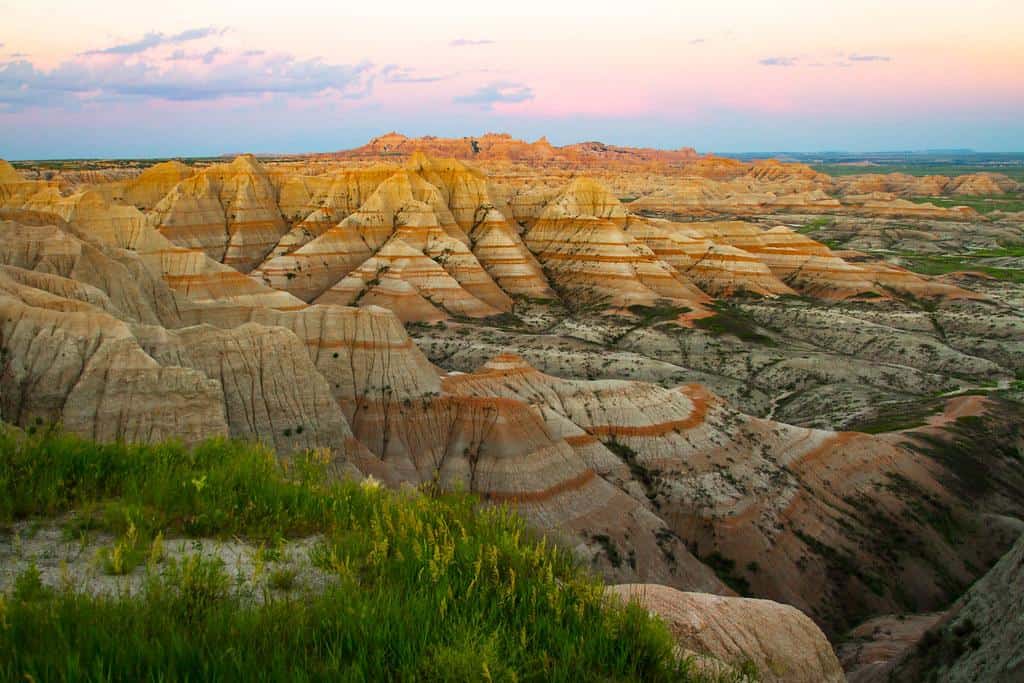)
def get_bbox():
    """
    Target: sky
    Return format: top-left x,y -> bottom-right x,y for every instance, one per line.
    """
1,0 -> 1023,158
